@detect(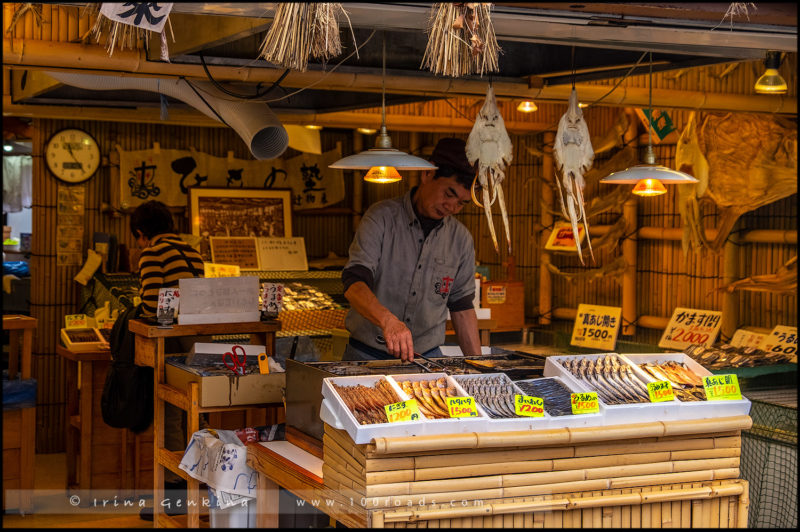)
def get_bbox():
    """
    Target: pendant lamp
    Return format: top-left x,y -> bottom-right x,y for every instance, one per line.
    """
601,52 -> 697,195
754,51 -> 788,95
329,34 -> 436,182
